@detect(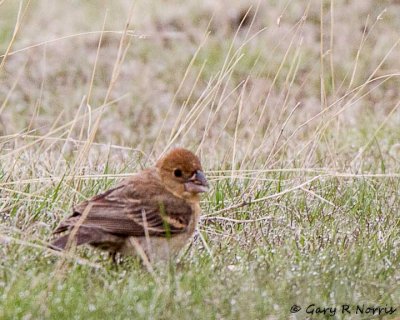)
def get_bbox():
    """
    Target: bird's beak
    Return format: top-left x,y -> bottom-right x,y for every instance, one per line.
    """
184,170 -> 209,193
